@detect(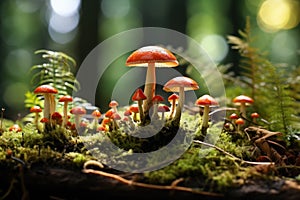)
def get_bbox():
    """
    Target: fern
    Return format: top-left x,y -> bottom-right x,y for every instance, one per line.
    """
227,17 -> 297,135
